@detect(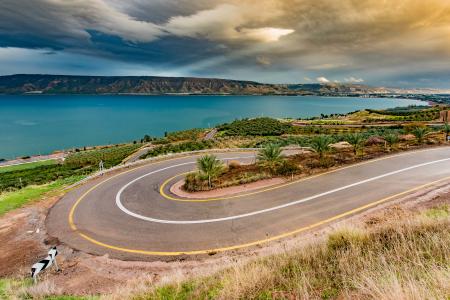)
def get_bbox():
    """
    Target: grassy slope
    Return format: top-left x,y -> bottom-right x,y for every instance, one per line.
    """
0,143 -> 141,212
2,206 -> 447,299
0,160 -> 57,173
137,205 -> 449,300
0,175 -> 84,216
0,278 -> 97,300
